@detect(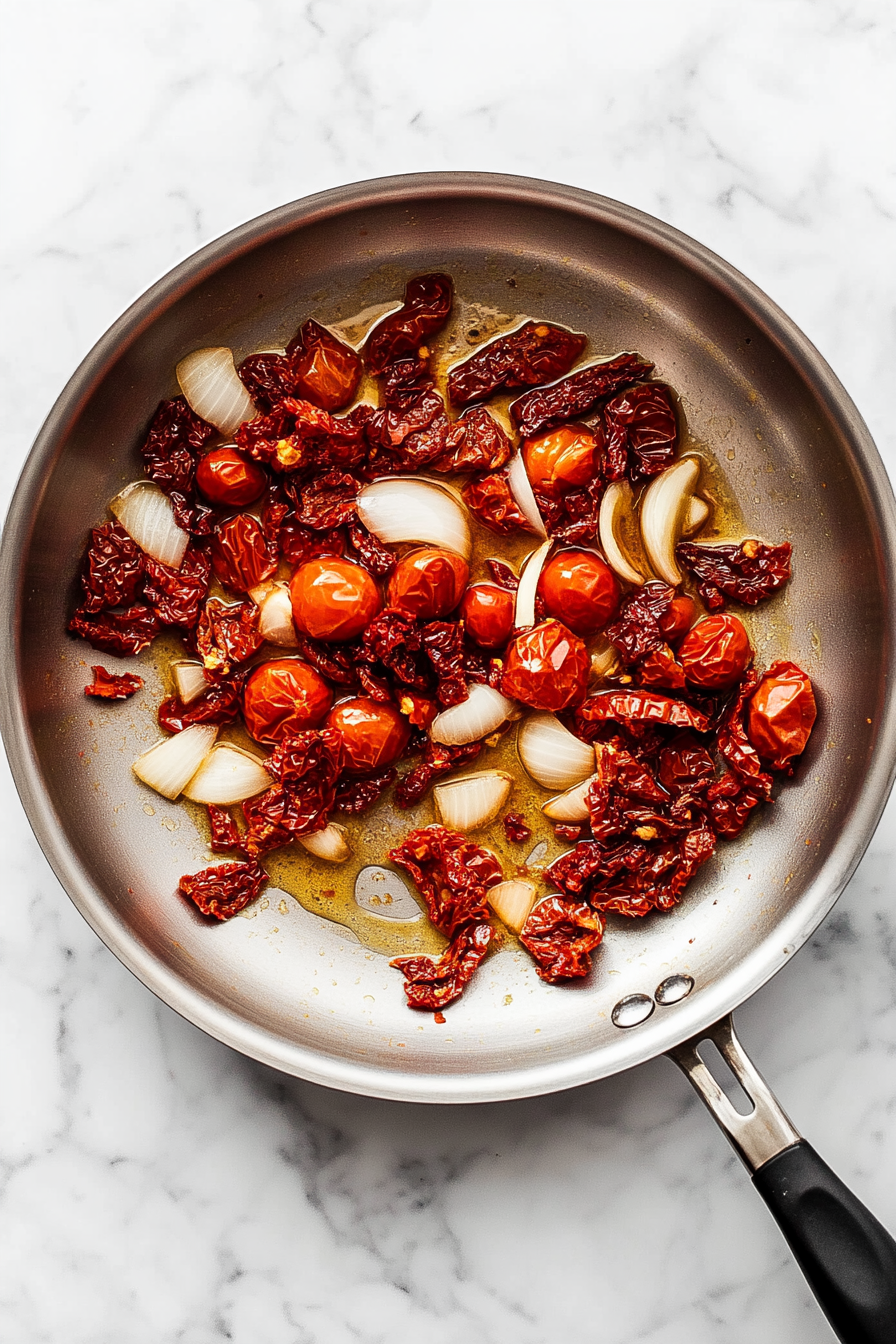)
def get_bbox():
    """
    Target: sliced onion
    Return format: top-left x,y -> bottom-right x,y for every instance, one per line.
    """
684,495 -> 710,536
298,823 -> 352,863
248,579 -> 278,607
176,347 -> 258,436
357,478 -> 471,560
517,712 -> 596,789
183,744 -> 272,806
111,481 -> 190,569
430,683 -> 516,746
542,773 -> 598,822
133,724 -> 218,800
506,453 -> 547,537
640,457 -> 701,586
599,480 -> 646,586
433,770 -> 513,831
589,638 -> 619,683
259,584 -> 299,647
488,879 -> 537,934
172,660 -> 208,706
514,539 -> 552,629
